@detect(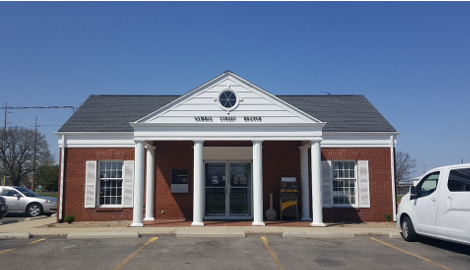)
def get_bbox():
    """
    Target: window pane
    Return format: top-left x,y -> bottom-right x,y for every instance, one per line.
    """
448,168 -> 470,192
332,161 -> 357,205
